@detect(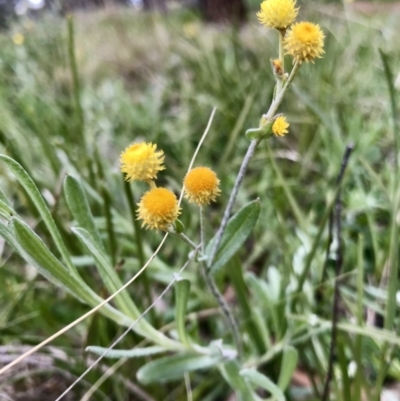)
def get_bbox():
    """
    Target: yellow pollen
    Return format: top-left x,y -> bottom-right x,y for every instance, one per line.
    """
120,142 -> 165,182
272,116 -> 289,136
137,187 -> 180,231
183,167 -> 221,206
257,0 -> 298,30
284,22 -> 325,64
